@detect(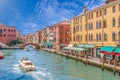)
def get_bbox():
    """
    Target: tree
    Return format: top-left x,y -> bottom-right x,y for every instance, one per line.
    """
7,40 -> 21,47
